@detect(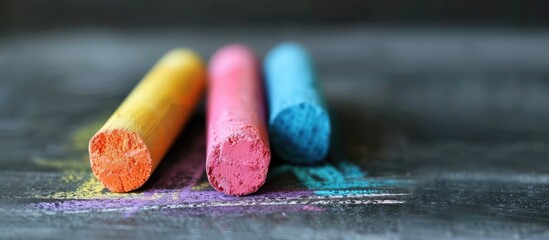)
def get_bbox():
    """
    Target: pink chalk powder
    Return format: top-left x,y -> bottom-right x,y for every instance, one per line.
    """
206,44 -> 271,196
